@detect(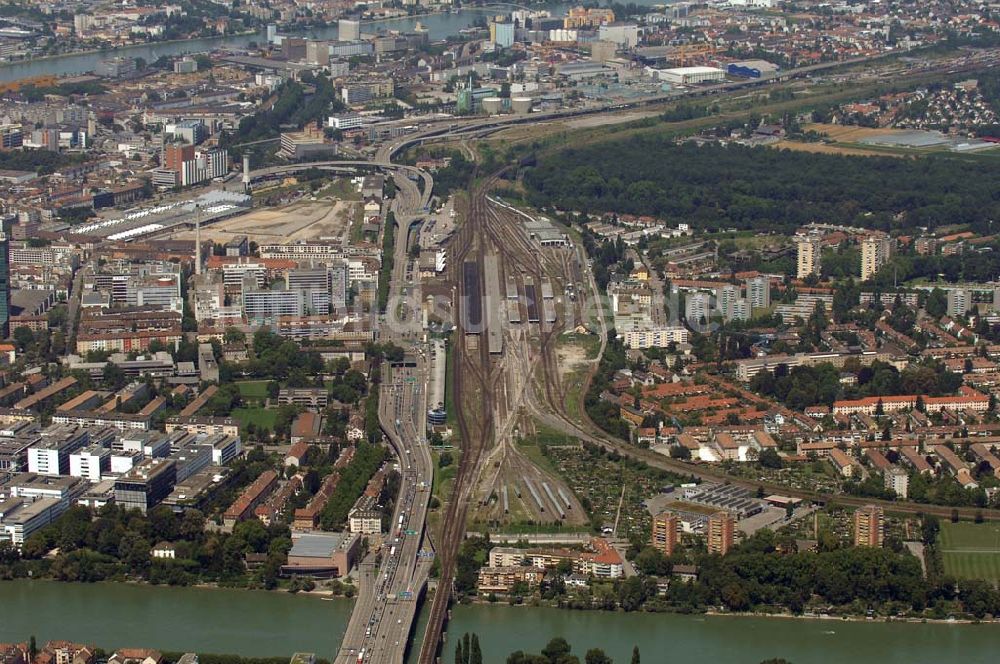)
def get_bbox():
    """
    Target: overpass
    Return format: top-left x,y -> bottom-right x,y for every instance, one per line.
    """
235,160 -> 433,213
